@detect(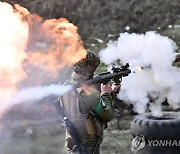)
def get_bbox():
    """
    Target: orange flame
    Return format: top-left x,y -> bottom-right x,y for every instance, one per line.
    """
25,13 -> 87,75
0,2 -> 87,103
